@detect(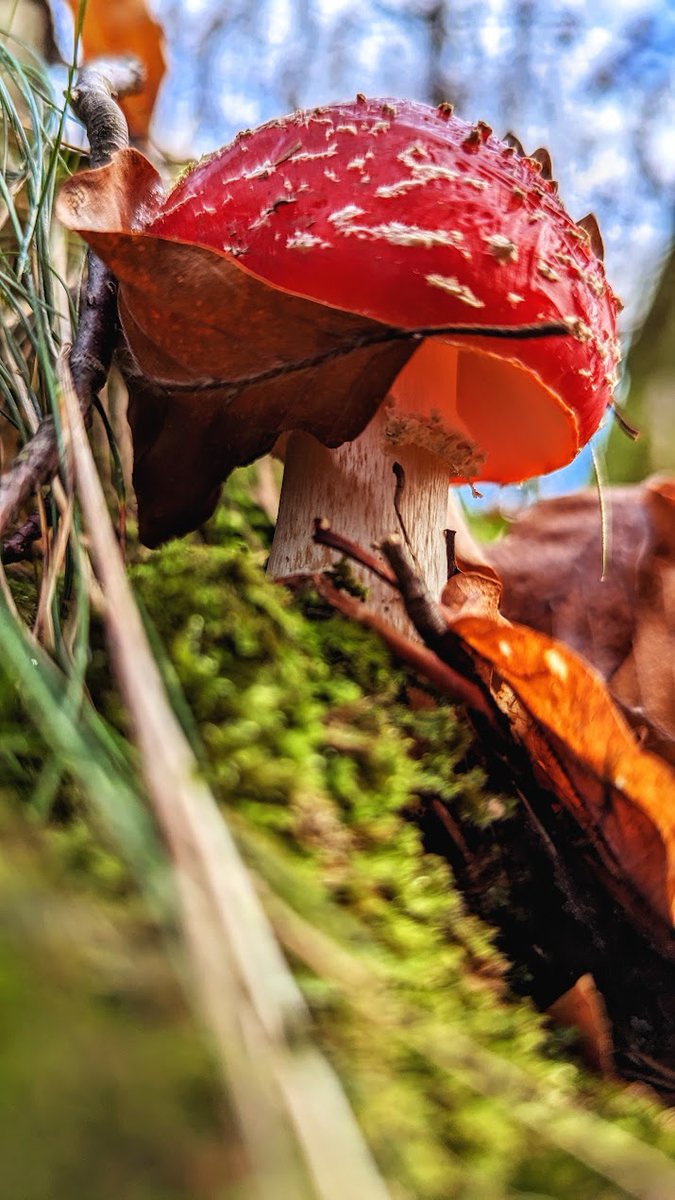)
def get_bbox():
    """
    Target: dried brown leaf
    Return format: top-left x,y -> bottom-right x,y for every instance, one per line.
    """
488,486 -> 651,679
489,481 -> 675,762
611,479 -> 675,754
548,974 -> 614,1077
440,568 -> 505,624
